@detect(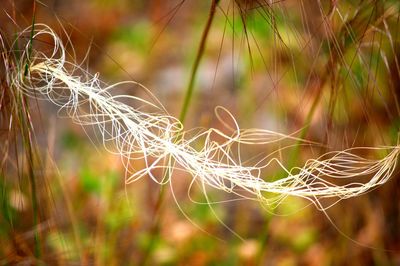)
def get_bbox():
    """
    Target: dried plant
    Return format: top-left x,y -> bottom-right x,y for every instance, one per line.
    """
4,24 -> 398,213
